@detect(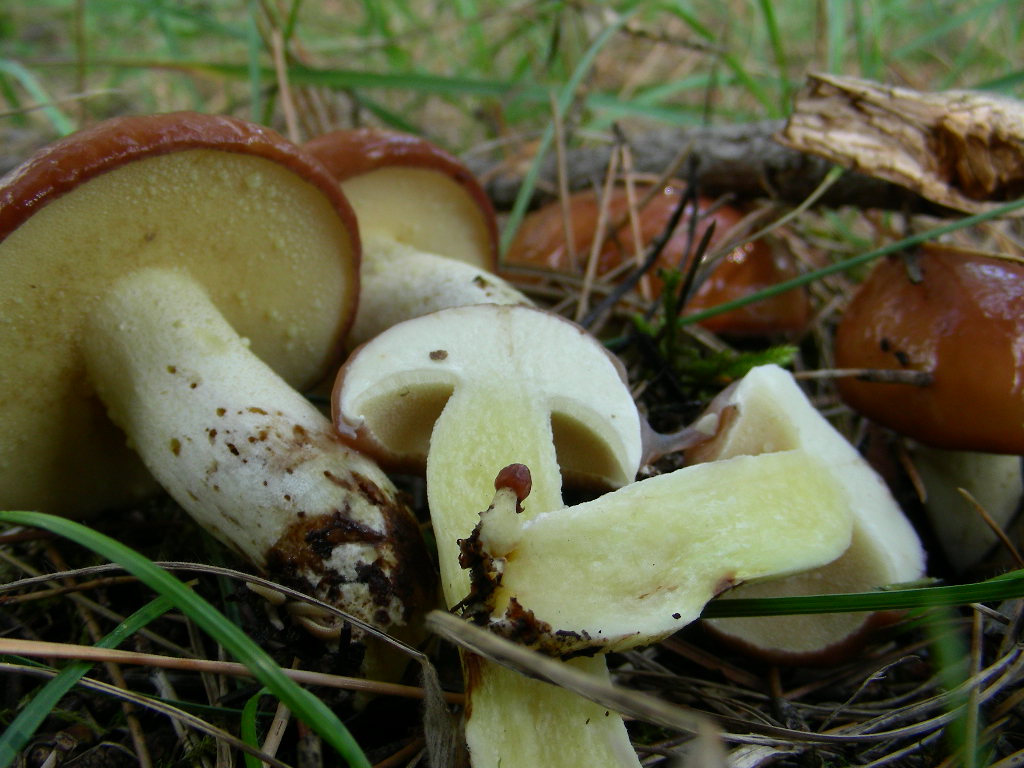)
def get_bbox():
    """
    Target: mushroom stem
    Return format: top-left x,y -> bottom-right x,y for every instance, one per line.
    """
909,444 -> 1023,572
349,233 -> 530,345
426,383 -> 638,767
335,304 -> 647,766
82,267 -> 433,657
428,387 -> 562,600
